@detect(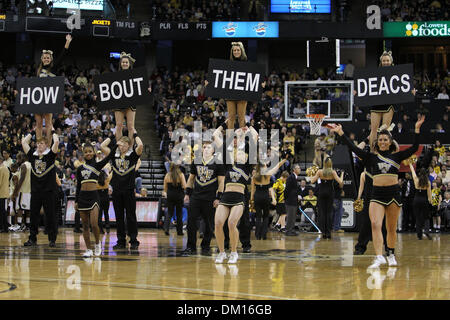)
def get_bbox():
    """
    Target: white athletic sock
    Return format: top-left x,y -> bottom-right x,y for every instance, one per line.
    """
17,217 -> 22,224
26,217 -> 30,224
434,224 -> 437,229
